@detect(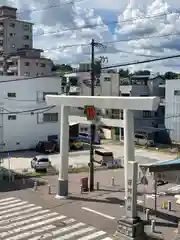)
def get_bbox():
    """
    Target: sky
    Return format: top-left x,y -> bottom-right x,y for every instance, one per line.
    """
2,0 -> 180,73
